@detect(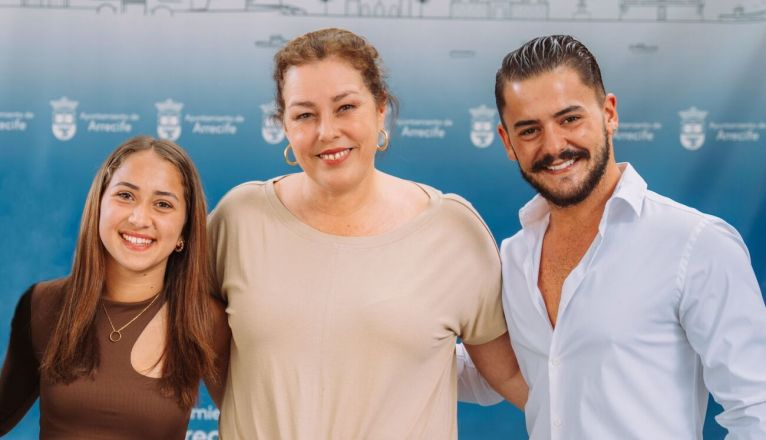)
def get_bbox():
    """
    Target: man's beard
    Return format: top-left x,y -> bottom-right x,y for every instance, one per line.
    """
517,127 -> 610,208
